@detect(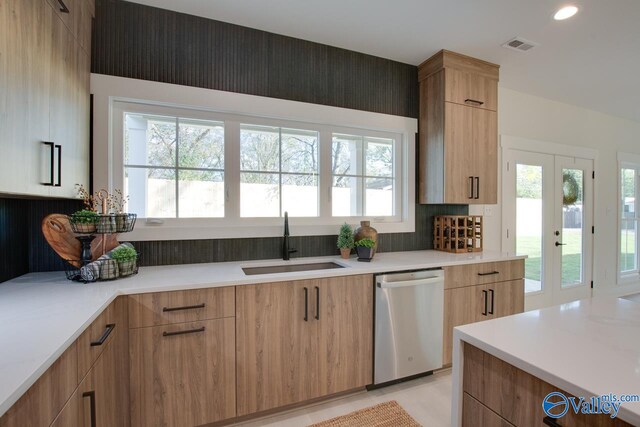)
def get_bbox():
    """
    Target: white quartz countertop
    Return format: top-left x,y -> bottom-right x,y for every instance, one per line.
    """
0,249 -> 523,418
452,296 -> 640,426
